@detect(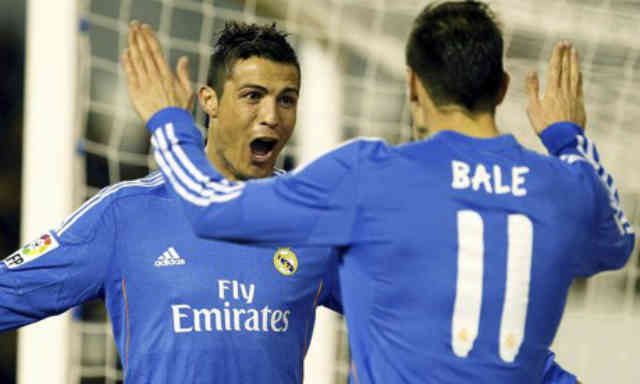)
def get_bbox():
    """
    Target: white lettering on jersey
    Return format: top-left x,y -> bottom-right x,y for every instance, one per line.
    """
218,280 -> 255,304
511,166 -> 530,197
493,165 -> 511,194
452,160 -> 471,189
173,280 -> 290,334
471,164 -> 492,193
451,161 -> 529,197
172,304 -> 193,333
171,303 -> 291,333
